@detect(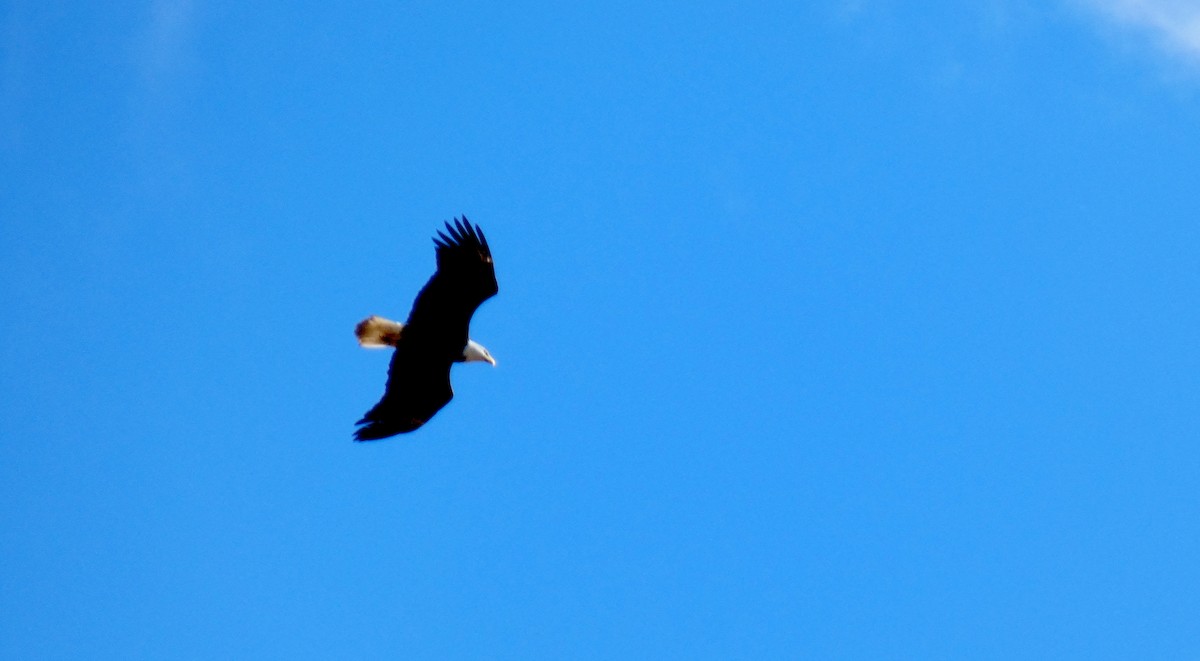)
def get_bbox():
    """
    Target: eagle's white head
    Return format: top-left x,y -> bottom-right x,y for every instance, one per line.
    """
463,339 -> 497,366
